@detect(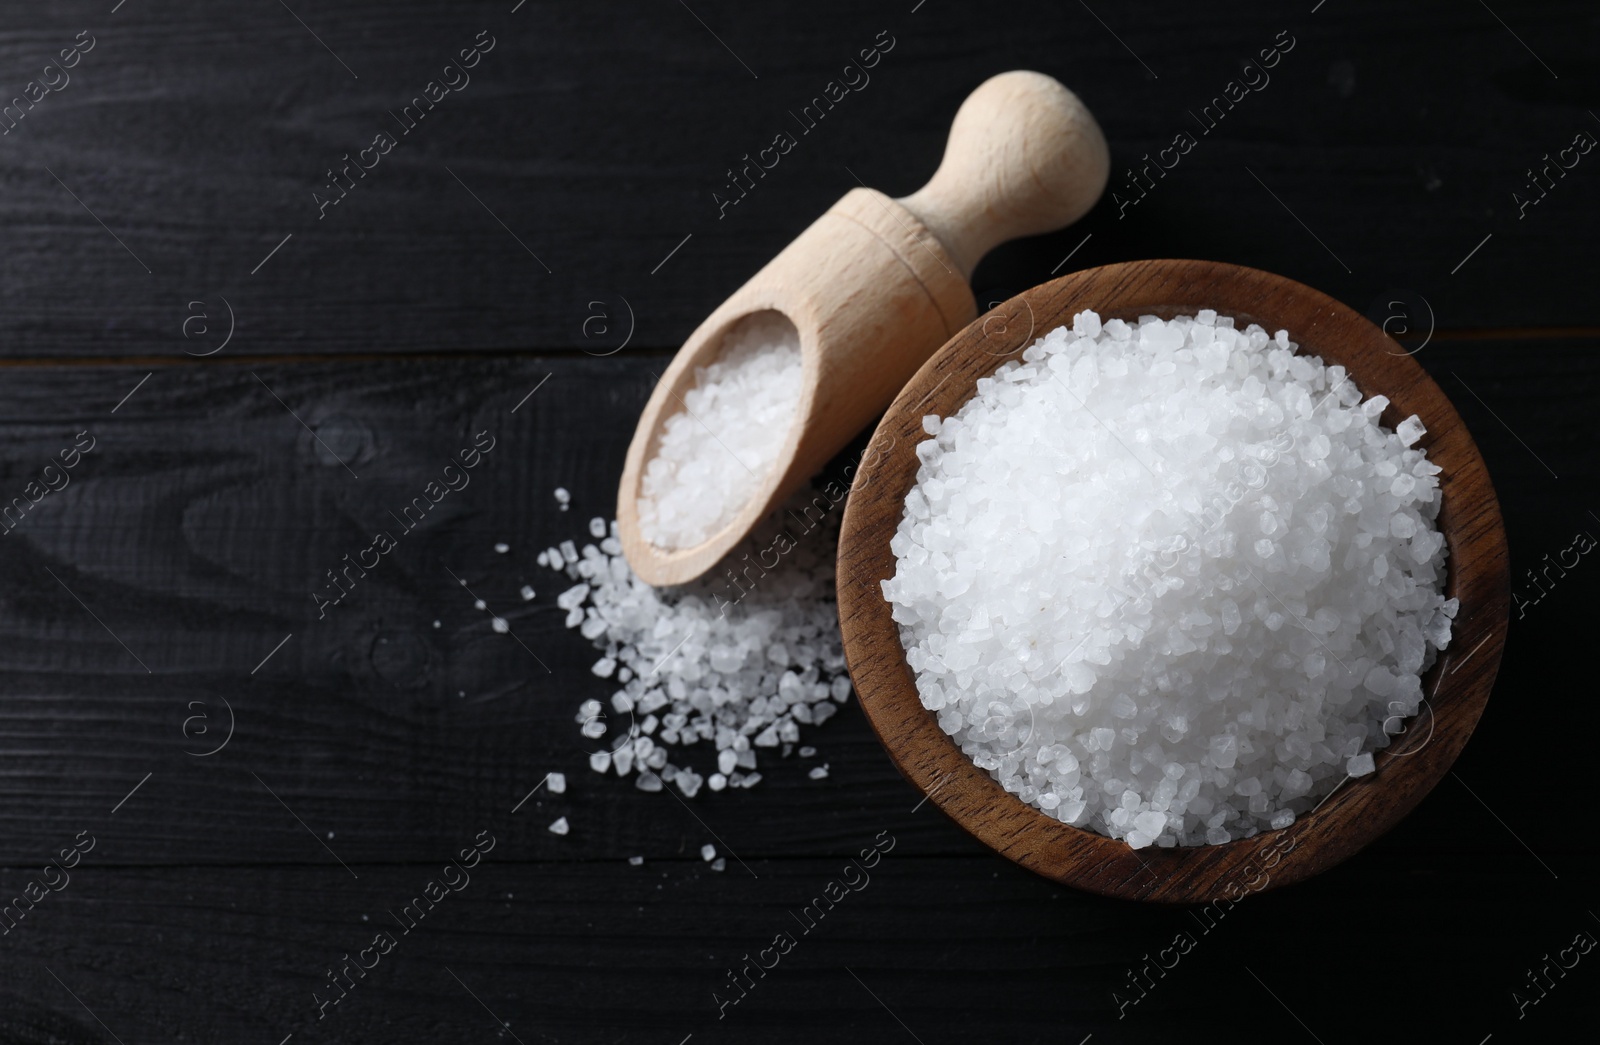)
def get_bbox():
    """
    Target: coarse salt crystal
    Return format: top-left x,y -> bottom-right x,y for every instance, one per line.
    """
1396,415 -> 1426,447
884,311 -> 1452,848
637,312 -> 803,550
546,493 -> 850,794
